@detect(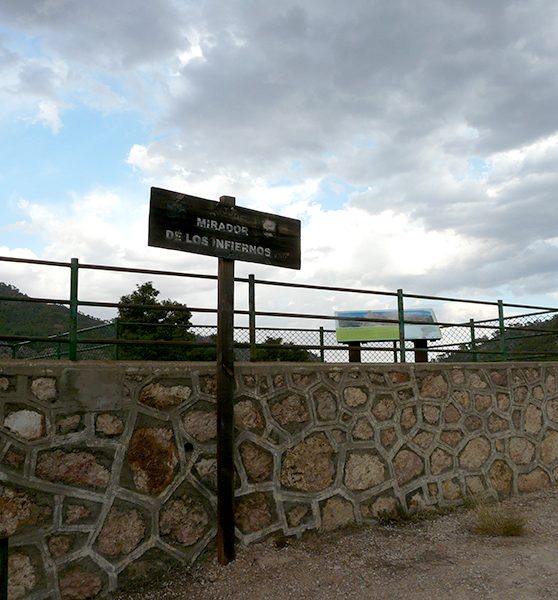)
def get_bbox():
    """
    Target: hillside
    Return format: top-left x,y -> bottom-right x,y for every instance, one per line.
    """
0,282 -> 105,358
437,313 -> 558,362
